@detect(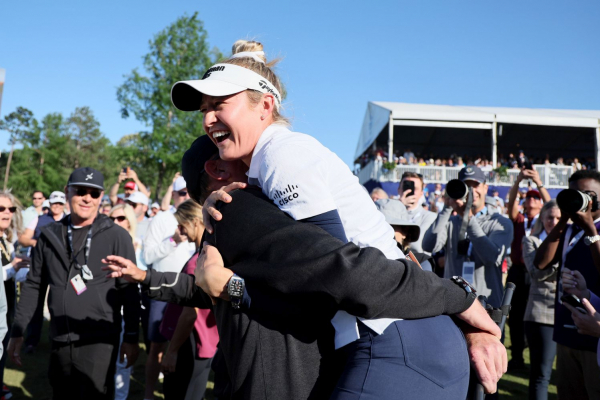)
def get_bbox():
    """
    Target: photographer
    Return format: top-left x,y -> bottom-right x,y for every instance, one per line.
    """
398,172 -> 437,254
423,166 -> 513,308
506,168 -> 551,370
534,170 -> 600,398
